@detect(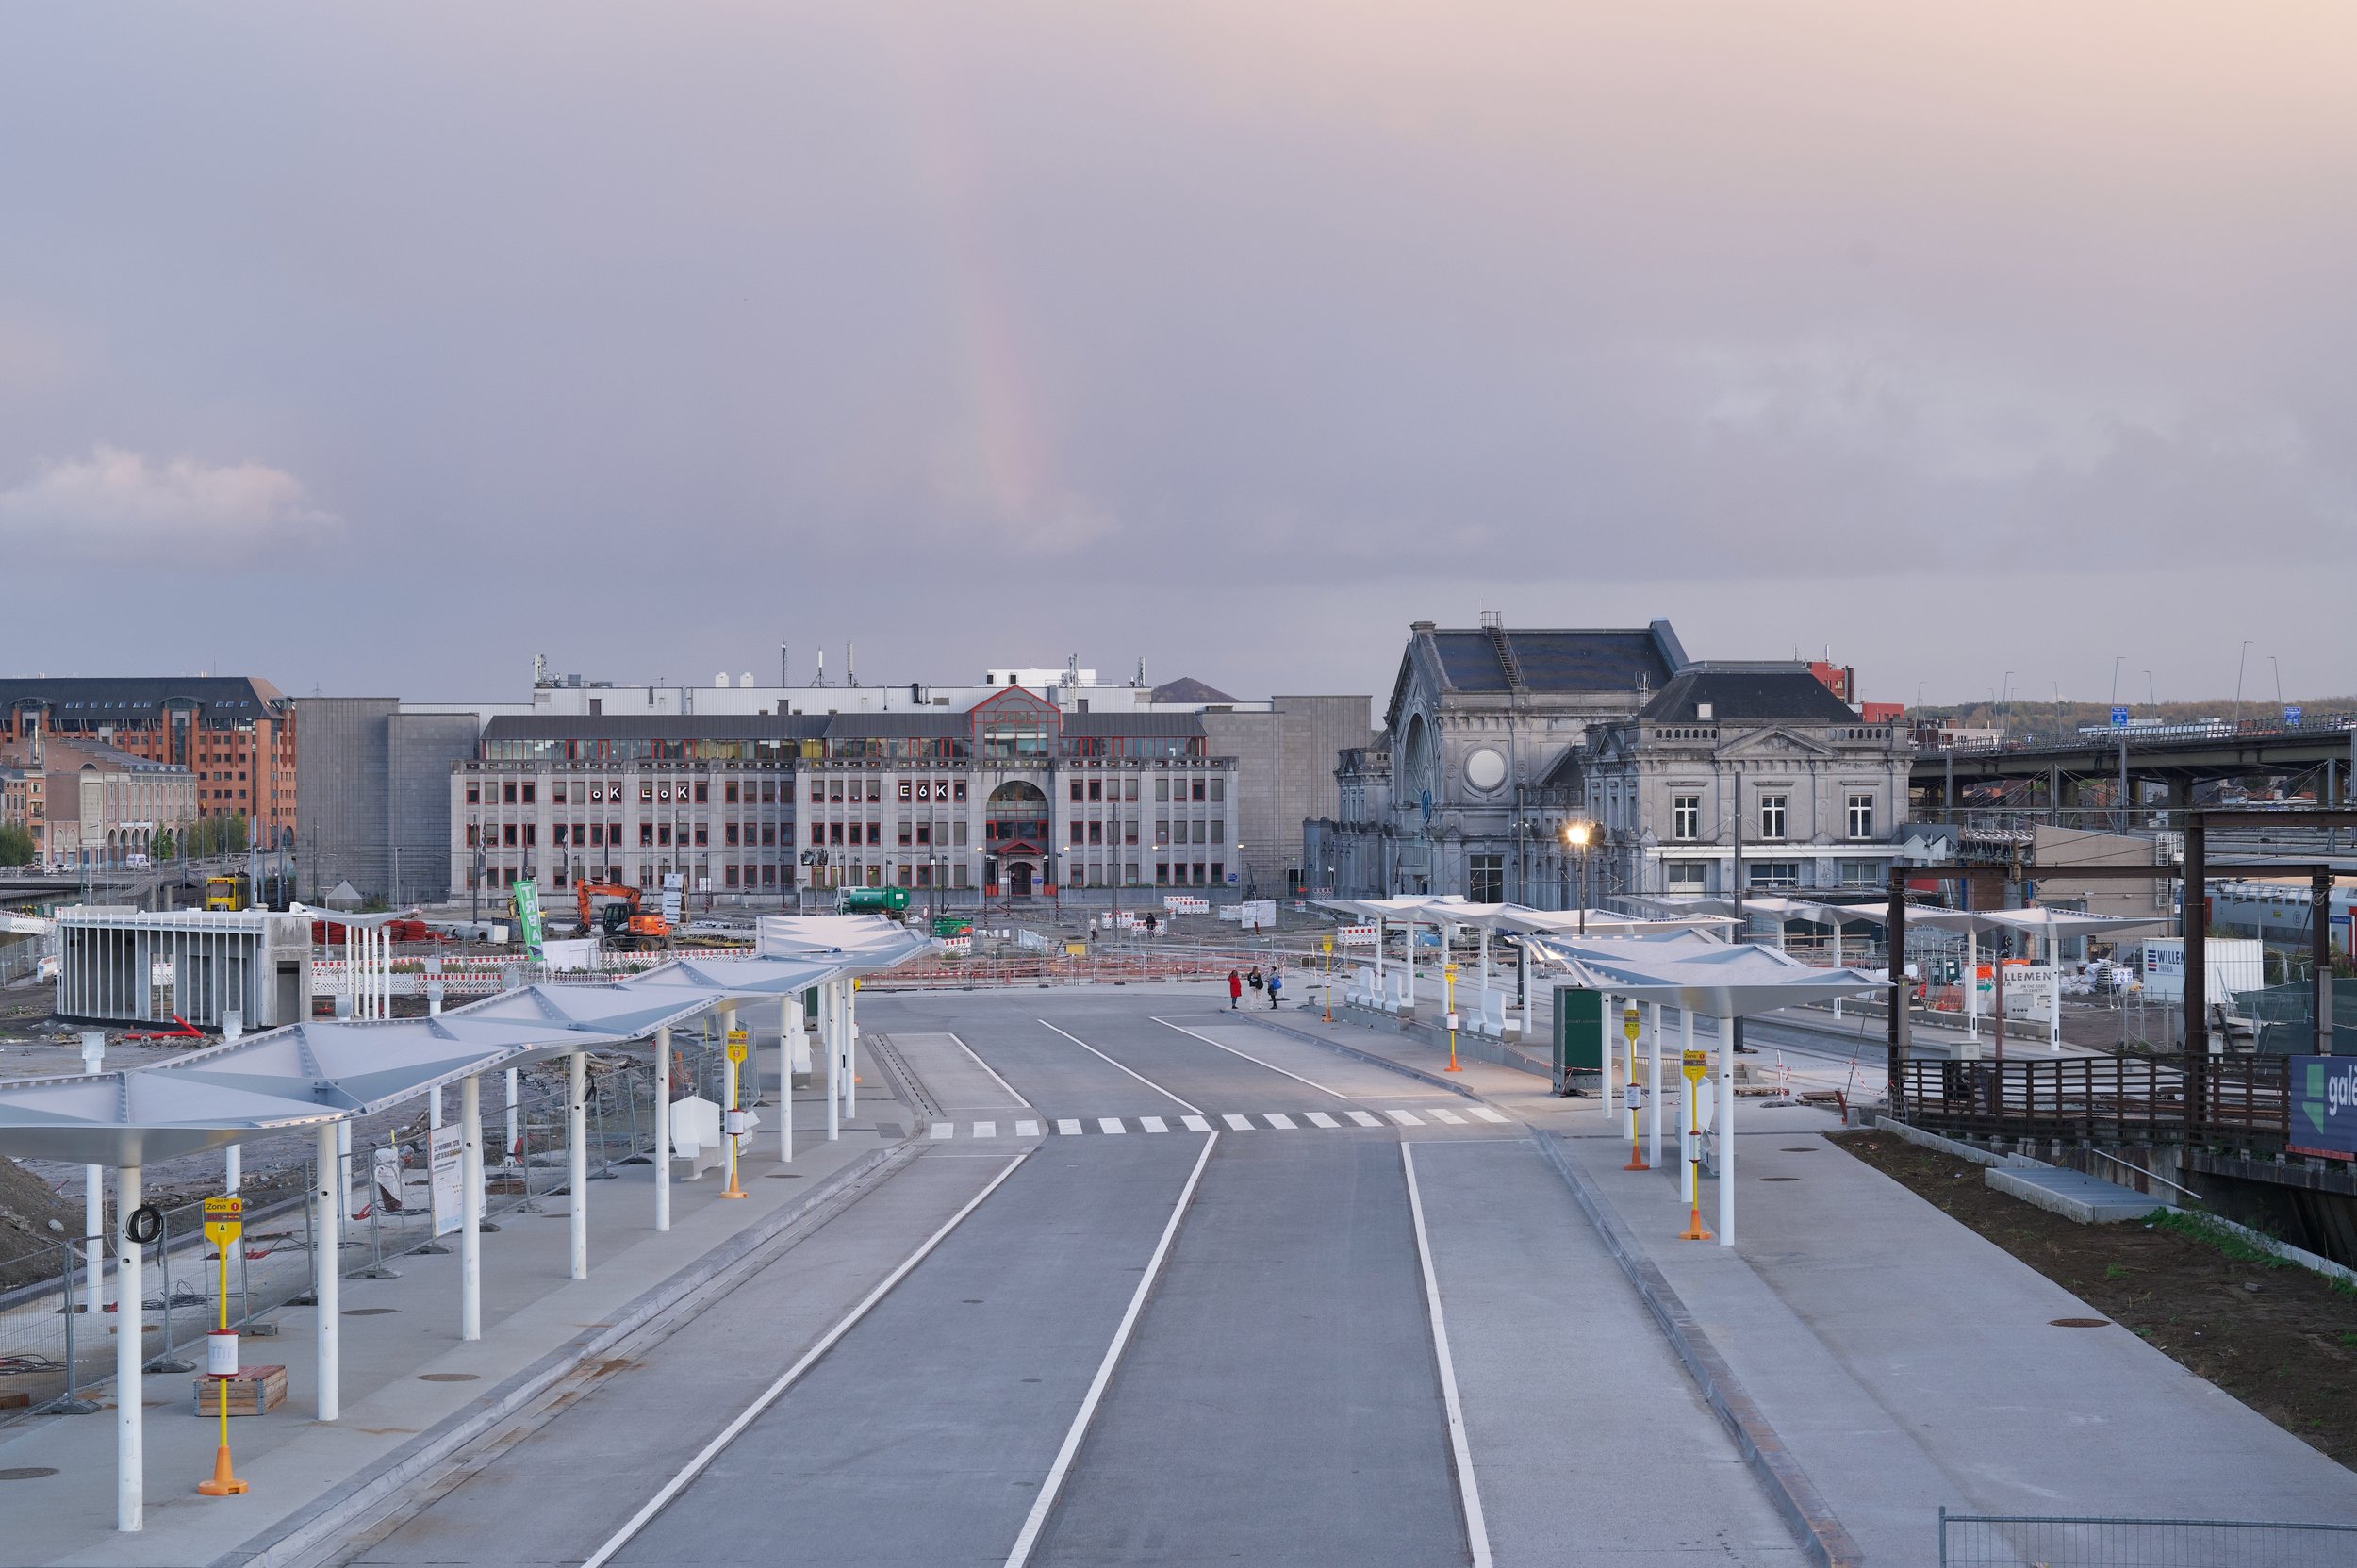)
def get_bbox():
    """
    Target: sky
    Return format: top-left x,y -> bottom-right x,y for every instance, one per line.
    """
2,3 -> 2351,713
